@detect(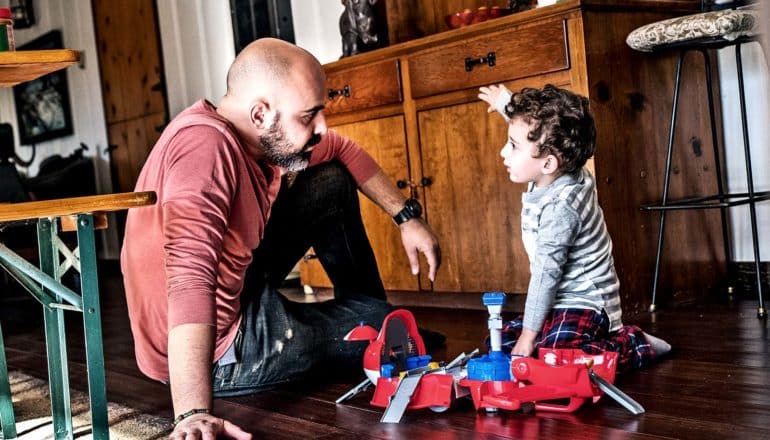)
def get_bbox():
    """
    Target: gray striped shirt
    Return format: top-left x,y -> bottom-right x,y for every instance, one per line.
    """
520,168 -> 623,332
